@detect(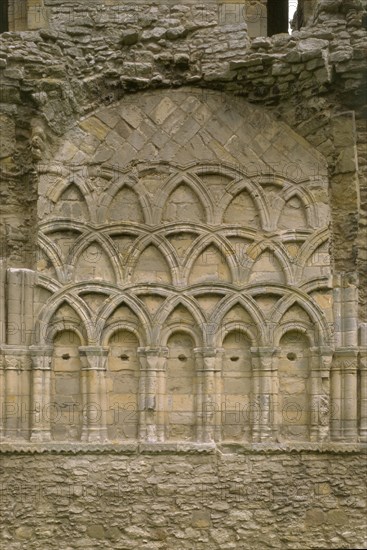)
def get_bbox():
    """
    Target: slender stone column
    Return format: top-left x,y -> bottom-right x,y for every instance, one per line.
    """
343,351 -> 358,440
0,350 -> 4,440
214,348 -> 224,442
333,348 -> 358,441
30,346 -> 53,442
7,269 -> 35,346
310,347 -> 333,442
79,346 -> 109,443
359,347 -> 367,442
0,261 -> 5,345
359,324 -> 367,442
330,359 -> 342,440
250,347 -> 279,442
194,348 -> 220,443
137,347 -> 168,442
